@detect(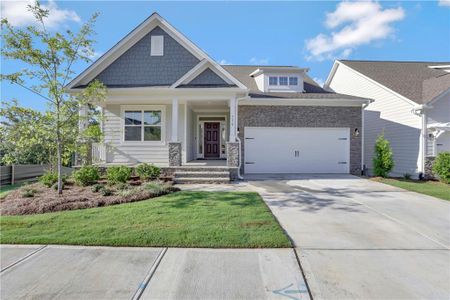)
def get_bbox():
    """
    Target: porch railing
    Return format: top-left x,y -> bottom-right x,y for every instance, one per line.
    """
92,143 -> 106,164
